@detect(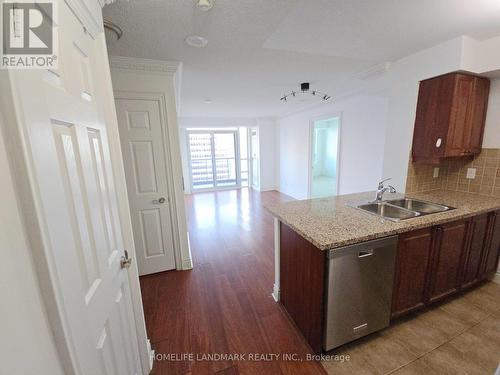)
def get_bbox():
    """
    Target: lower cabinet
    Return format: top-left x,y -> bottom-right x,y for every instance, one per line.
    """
481,210 -> 500,277
391,228 -> 433,318
462,213 -> 489,288
427,220 -> 469,303
391,211 -> 500,319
